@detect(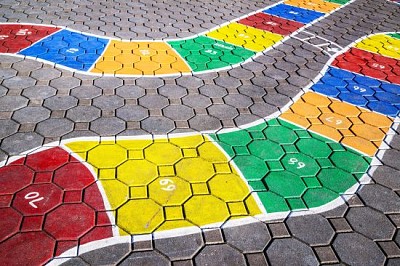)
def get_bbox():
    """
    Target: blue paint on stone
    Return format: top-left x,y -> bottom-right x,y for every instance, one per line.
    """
19,29 -> 109,71
262,4 -> 324,24
311,67 -> 400,117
